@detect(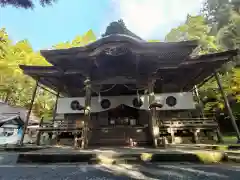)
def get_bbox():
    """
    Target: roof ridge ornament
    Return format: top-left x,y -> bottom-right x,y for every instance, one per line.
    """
102,19 -> 142,40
